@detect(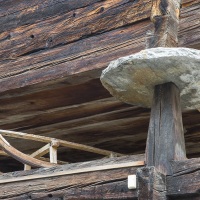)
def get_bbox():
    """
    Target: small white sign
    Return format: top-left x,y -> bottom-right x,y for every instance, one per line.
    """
128,175 -> 137,189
